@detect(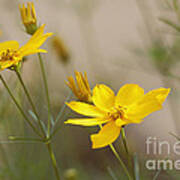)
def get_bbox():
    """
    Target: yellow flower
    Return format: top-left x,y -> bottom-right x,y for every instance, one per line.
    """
66,71 -> 92,103
65,84 -> 170,149
51,35 -> 70,63
19,2 -> 37,35
0,25 -> 53,71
